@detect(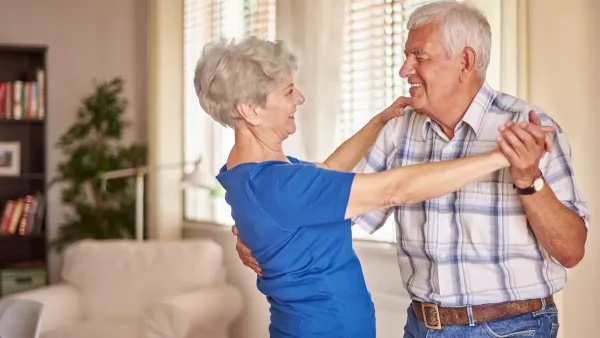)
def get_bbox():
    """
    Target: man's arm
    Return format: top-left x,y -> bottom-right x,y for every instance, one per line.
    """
497,111 -> 588,268
516,181 -> 587,268
318,97 -> 411,171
